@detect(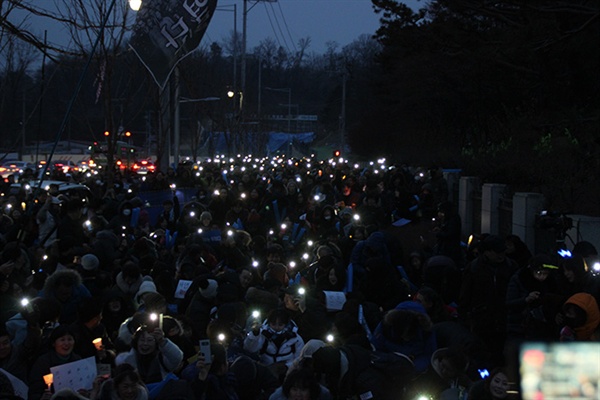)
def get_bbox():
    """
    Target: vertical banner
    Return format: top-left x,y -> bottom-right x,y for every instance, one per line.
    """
129,0 -> 218,89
